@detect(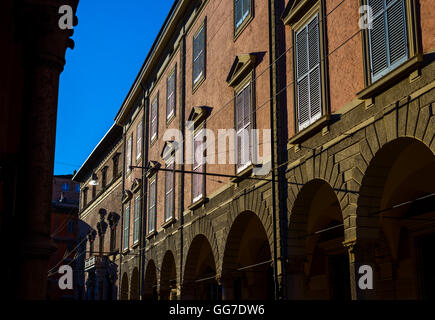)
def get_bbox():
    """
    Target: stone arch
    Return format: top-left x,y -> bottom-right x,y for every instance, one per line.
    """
120,272 -> 129,300
143,260 -> 158,300
223,188 -> 274,267
221,211 -> 274,300
182,234 -> 218,300
287,179 -> 350,299
129,267 -> 139,300
356,136 -> 435,299
183,216 -> 219,276
160,250 -> 177,300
